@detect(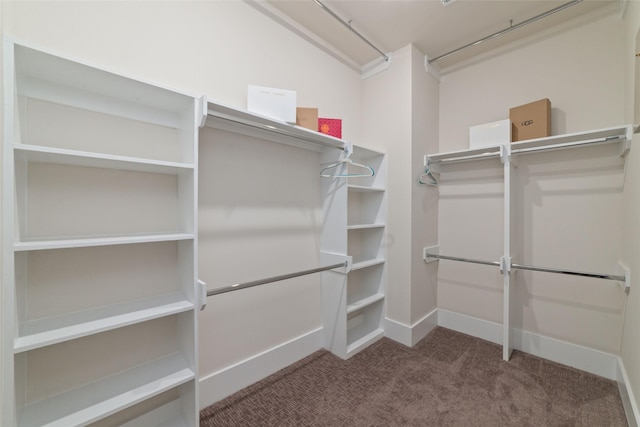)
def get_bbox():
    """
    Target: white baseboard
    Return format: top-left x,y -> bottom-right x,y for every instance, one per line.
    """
437,309 -> 619,380
384,308 -> 438,347
437,309 -> 503,345
199,327 -> 323,409
617,357 -> 640,427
